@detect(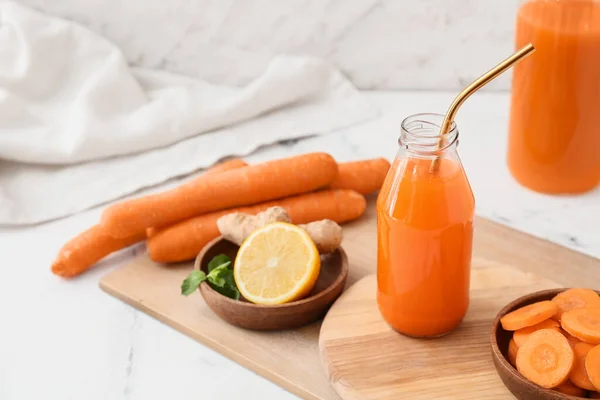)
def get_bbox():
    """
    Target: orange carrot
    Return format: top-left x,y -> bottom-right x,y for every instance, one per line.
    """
501,301 -> 559,331
552,288 -> 600,321
145,158 -> 248,237
51,226 -> 145,278
553,380 -> 586,397
570,342 -> 597,391
562,308 -> 600,345
204,158 -> 248,175
513,319 -> 560,347
147,189 -> 366,263
508,338 -> 519,367
561,328 -> 584,348
587,345 -> 600,391
516,329 -> 574,389
329,158 -> 391,195
101,152 -> 338,238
